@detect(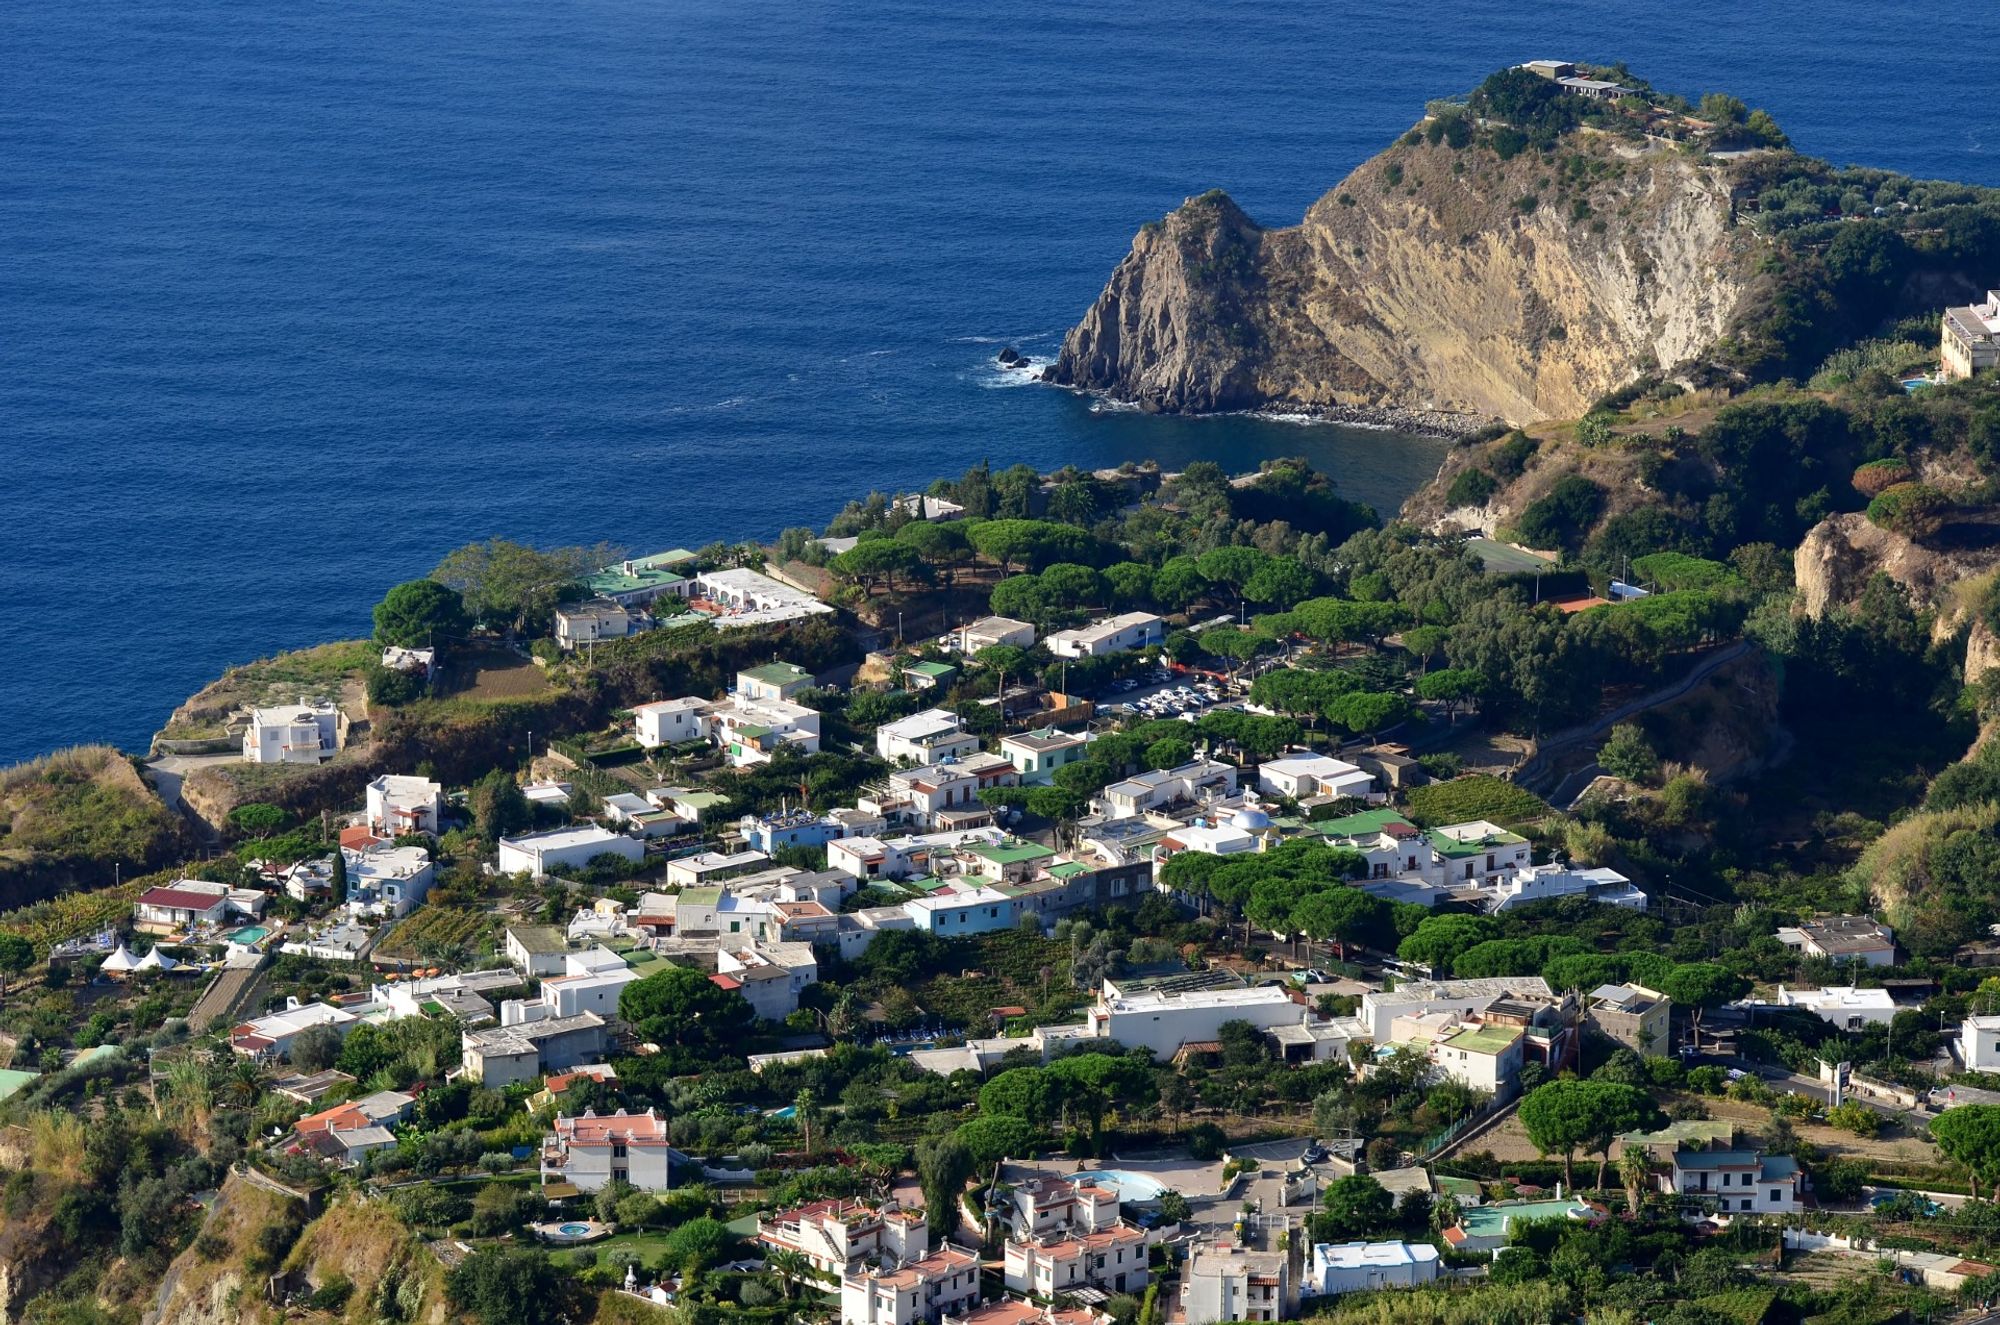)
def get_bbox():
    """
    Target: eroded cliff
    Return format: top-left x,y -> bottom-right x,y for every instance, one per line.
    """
1053,129 -> 1762,425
